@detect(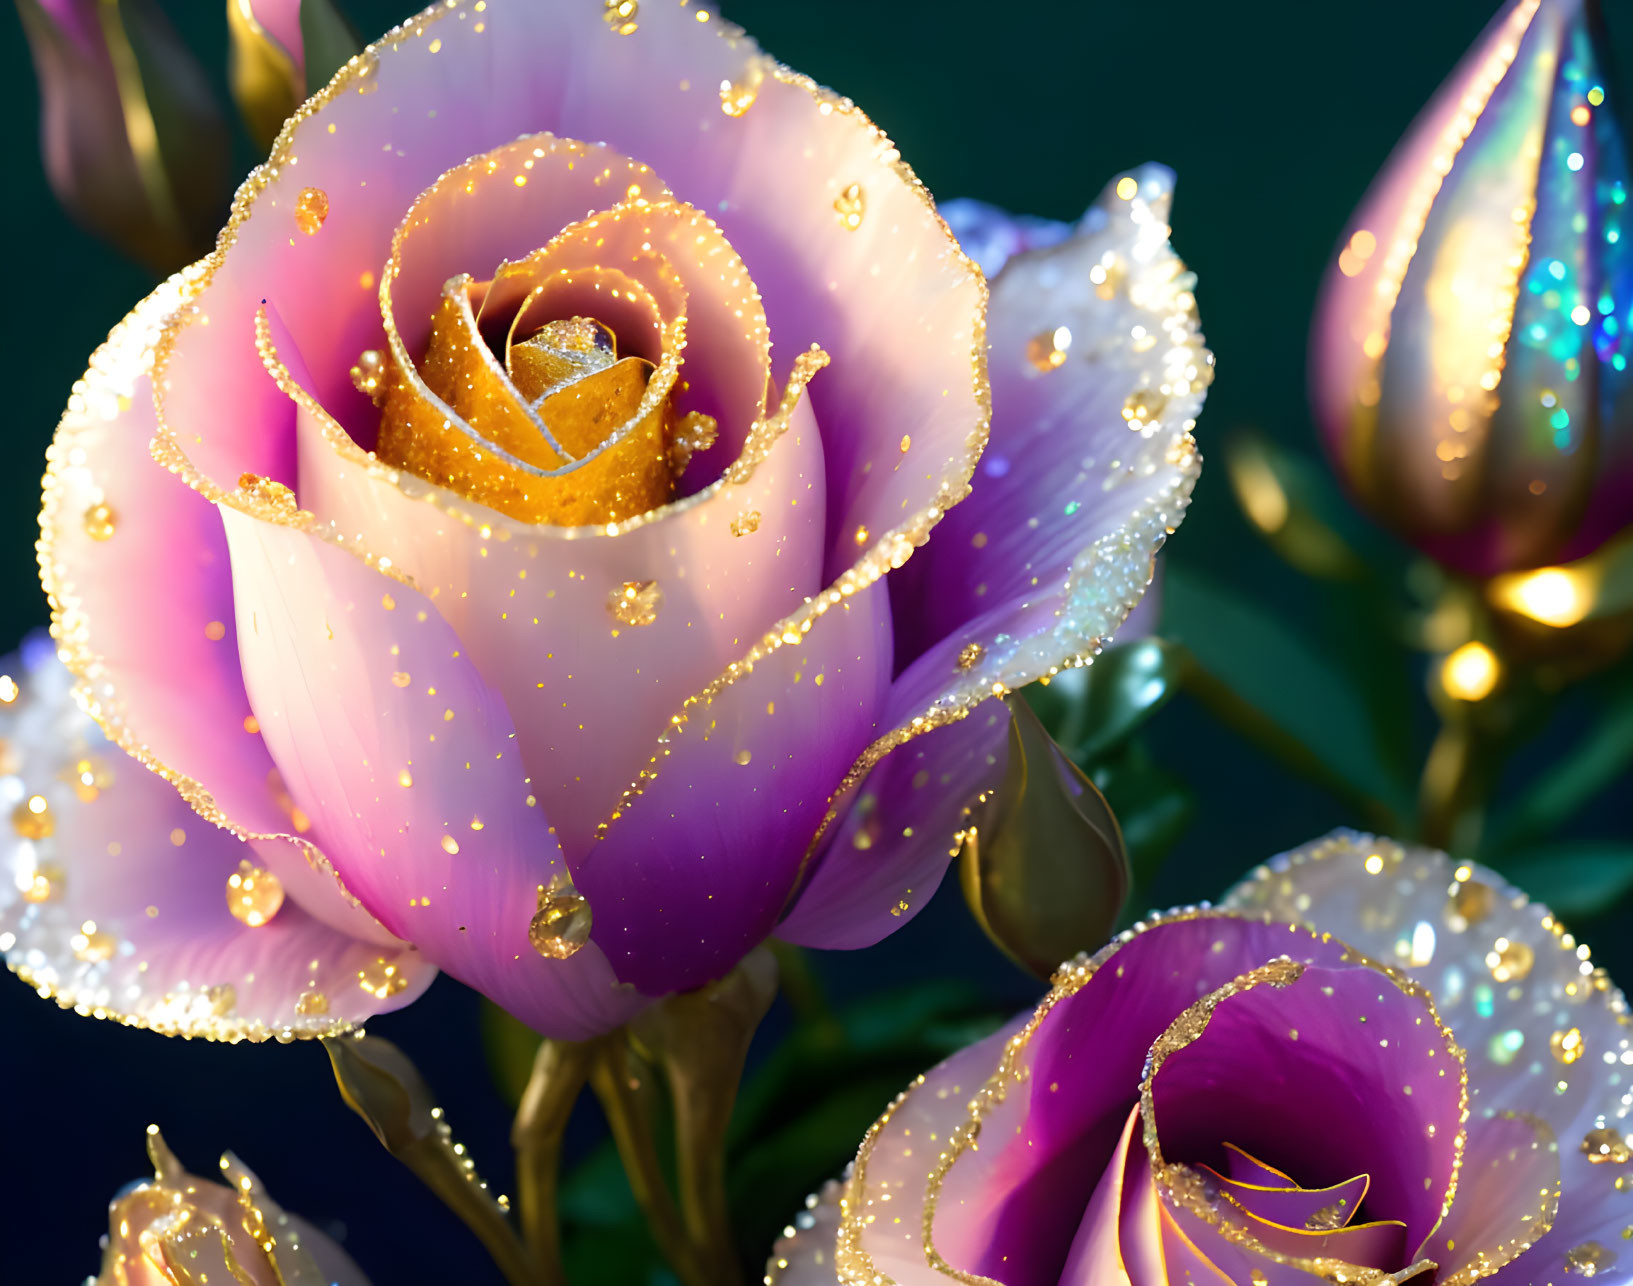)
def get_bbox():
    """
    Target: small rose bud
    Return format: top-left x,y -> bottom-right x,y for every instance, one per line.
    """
16,0 -> 230,274
227,0 -> 362,151
1312,0 -> 1633,576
